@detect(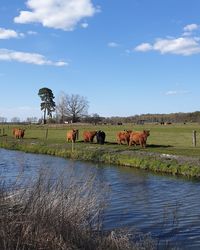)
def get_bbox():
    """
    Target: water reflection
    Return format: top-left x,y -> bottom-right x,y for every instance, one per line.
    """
1,148 -> 200,249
